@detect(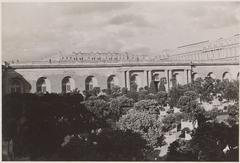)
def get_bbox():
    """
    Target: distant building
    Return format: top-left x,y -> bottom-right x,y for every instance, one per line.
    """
2,35 -> 239,95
